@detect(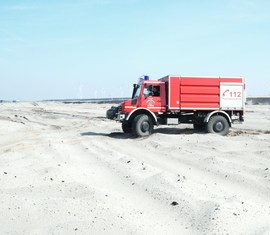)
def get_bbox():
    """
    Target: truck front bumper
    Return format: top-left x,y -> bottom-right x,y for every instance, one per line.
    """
117,113 -> 126,121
